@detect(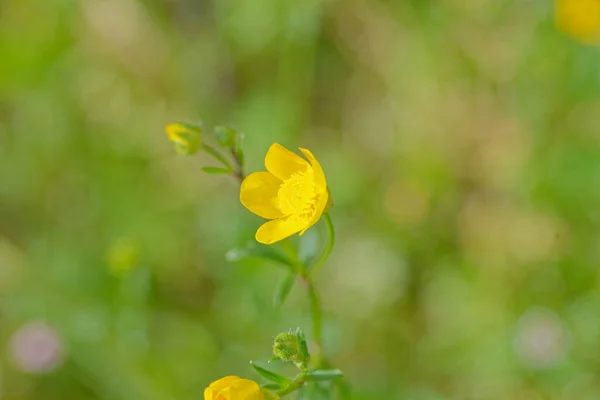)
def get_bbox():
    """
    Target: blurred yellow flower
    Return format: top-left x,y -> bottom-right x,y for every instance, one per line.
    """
556,0 -> 600,43
240,143 -> 330,245
165,122 -> 201,155
107,238 -> 139,276
204,376 -> 267,400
